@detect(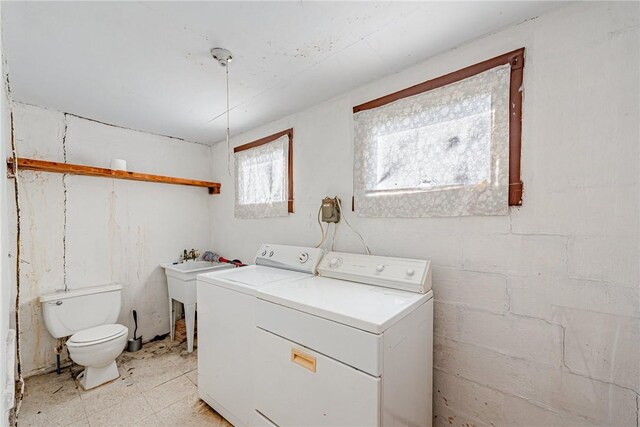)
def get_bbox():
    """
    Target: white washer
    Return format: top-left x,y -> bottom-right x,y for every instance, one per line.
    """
254,251 -> 434,427
196,244 -> 324,427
